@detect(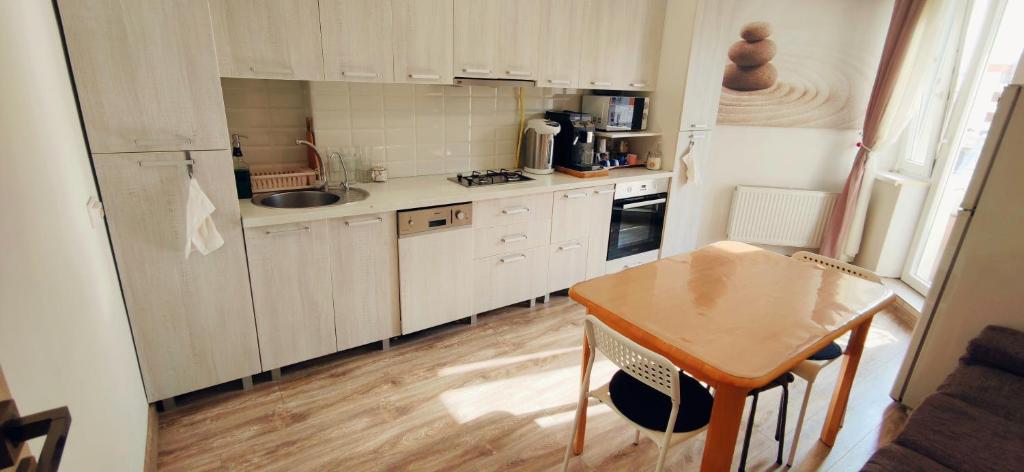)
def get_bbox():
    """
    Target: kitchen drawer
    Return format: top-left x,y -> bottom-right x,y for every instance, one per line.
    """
551,188 -> 594,243
474,219 -> 551,259
473,246 -> 549,314
548,238 -> 589,292
474,192 -> 553,228
605,250 -> 660,275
